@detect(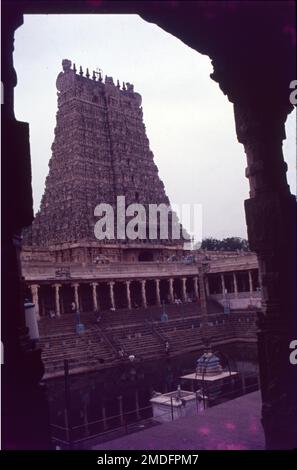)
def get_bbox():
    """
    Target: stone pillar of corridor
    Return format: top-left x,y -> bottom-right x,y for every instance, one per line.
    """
193,276 -> 199,300
141,280 -> 147,308
53,283 -> 61,317
71,283 -> 79,311
126,280 -> 132,309
205,276 -> 210,297
30,284 -> 40,320
168,278 -> 174,303
220,273 -> 226,295
233,272 -> 238,298
234,98 -> 297,449
109,281 -> 115,310
248,270 -> 253,293
91,282 -> 99,311
181,277 -> 187,302
198,266 -> 208,327
155,278 -> 161,306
